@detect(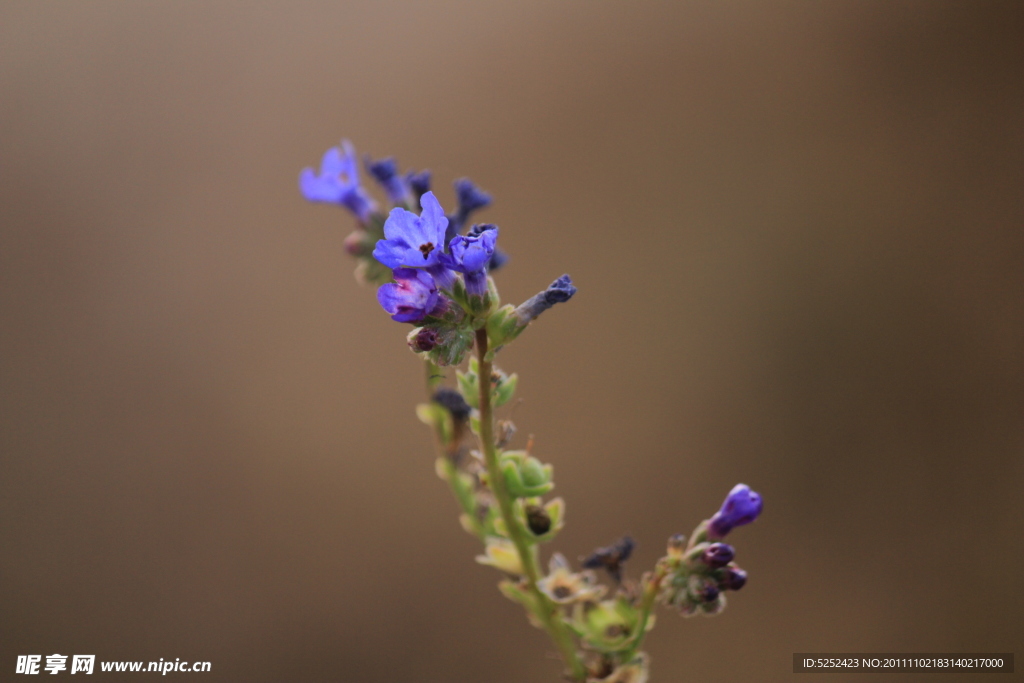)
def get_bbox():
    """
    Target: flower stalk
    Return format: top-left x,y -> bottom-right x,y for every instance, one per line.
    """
475,329 -> 587,681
